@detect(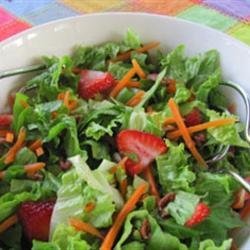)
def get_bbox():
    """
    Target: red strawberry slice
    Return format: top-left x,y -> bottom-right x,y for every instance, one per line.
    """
0,114 -> 13,127
116,130 -> 167,175
184,109 -> 202,127
78,70 -> 115,100
18,200 -> 55,241
185,202 -> 210,227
